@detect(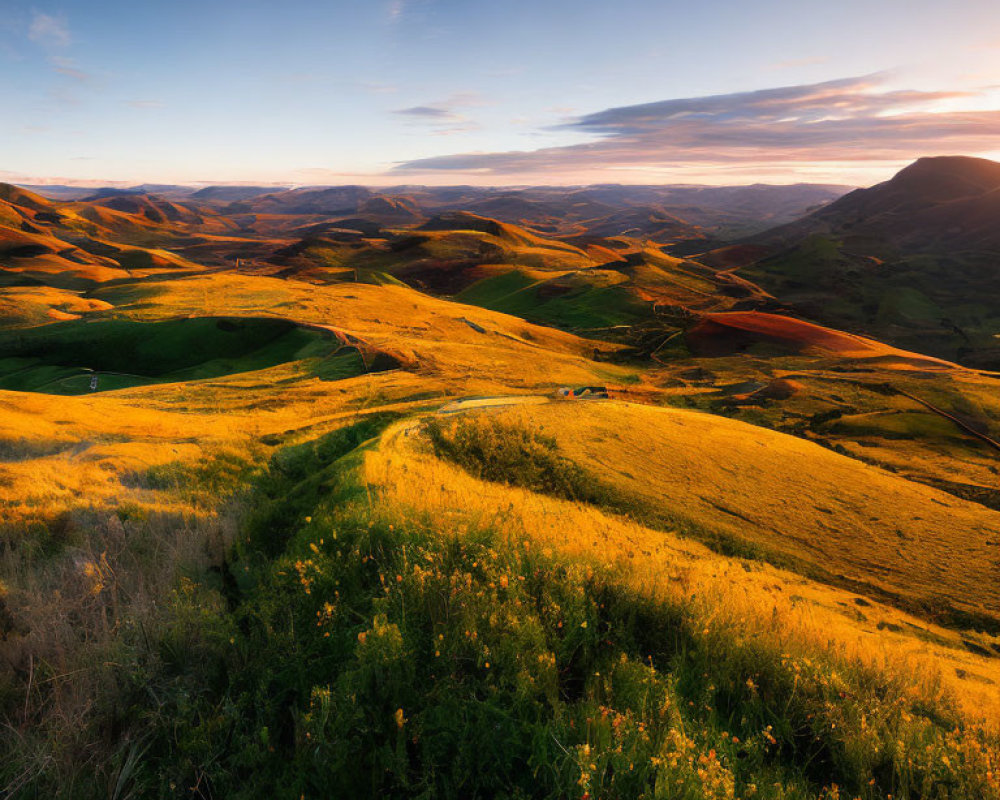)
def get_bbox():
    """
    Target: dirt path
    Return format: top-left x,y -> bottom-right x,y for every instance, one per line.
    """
436,395 -> 551,415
